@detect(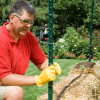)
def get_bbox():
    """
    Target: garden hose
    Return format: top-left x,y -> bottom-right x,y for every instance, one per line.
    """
57,66 -> 85,100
